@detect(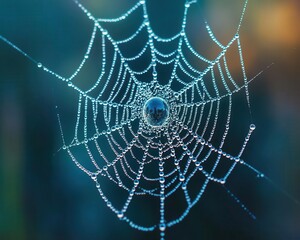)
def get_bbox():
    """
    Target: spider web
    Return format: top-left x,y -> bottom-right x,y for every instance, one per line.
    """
0,0 -> 269,239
